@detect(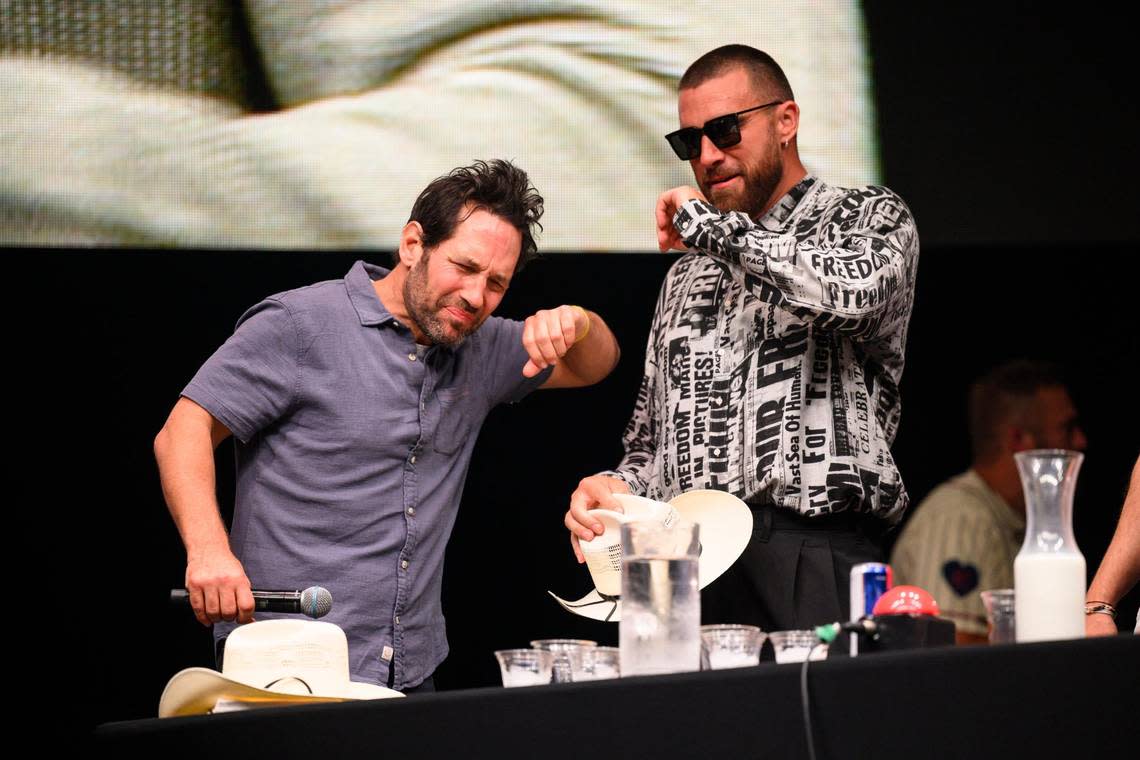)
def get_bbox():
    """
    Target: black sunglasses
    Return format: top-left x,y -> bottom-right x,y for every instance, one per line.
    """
665,100 -> 784,160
